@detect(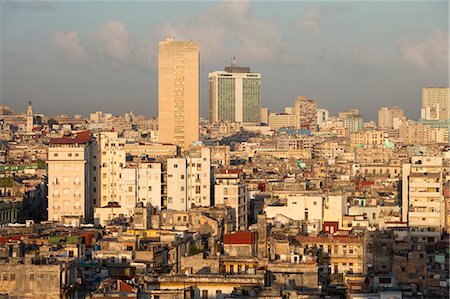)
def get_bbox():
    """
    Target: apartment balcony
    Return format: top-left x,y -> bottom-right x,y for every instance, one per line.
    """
410,192 -> 441,198
410,182 -> 441,188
